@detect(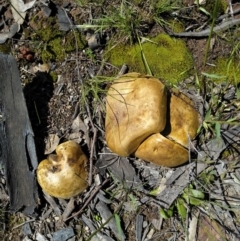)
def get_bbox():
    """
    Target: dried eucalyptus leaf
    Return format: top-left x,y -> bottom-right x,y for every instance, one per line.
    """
155,163 -> 208,209
96,148 -> 142,189
198,137 -> 226,161
56,6 -> 71,31
222,126 -> 240,143
0,23 -> 18,44
44,134 -> 60,155
52,227 -> 74,241
10,0 -> 36,25
96,201 -> 126,241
